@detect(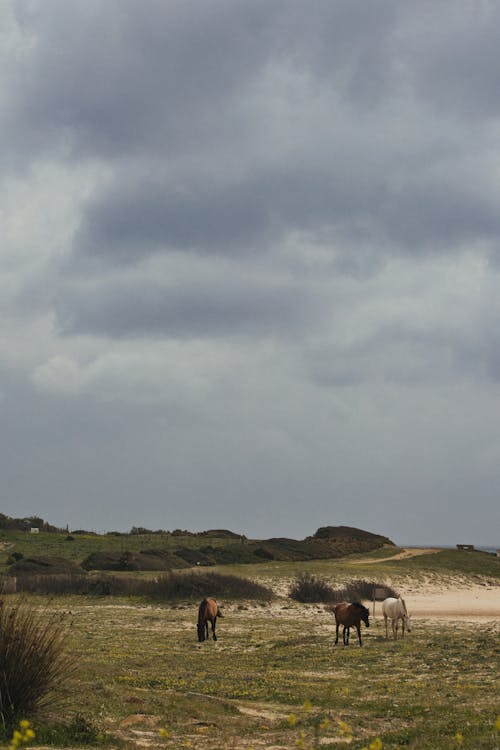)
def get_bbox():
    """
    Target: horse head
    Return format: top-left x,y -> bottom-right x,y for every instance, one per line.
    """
354,601 -> 370,627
